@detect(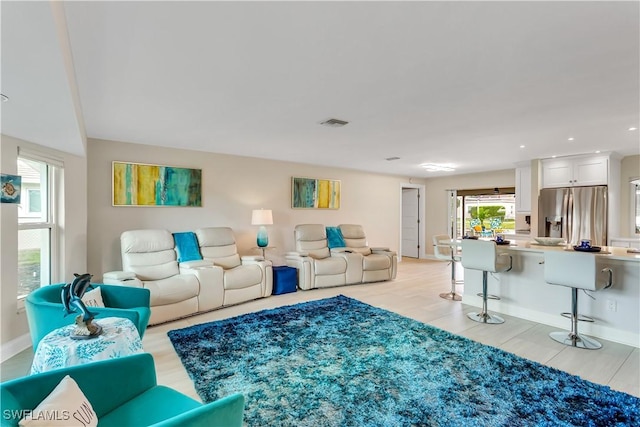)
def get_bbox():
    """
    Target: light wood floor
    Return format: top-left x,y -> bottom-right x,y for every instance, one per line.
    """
2,258 -> 639,399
